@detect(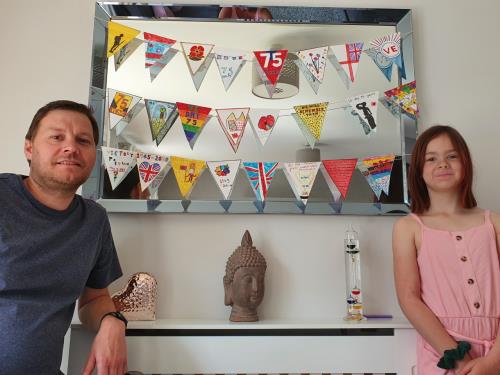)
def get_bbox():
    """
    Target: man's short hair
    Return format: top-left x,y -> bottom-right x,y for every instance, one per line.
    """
25,100 -> 99,145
